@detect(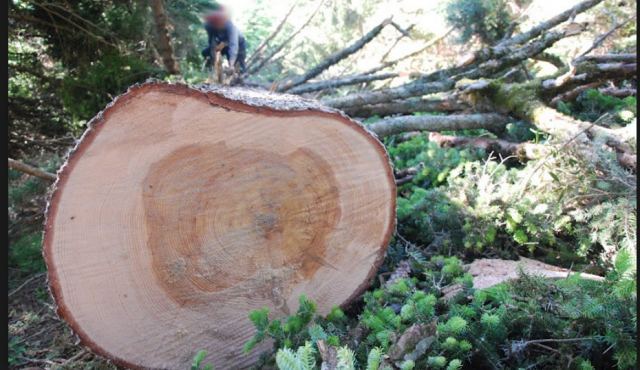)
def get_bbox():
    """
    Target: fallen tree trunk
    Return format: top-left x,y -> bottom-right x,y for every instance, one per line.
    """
44,82 -> 396,369
8,158 -> 56,181
489,81 -> 637,170
368,113 -> 509,138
